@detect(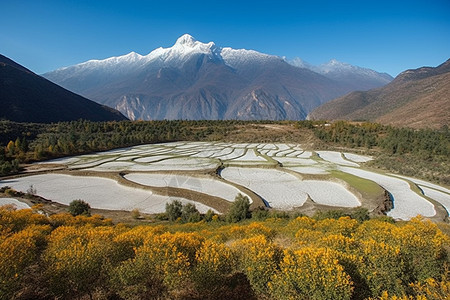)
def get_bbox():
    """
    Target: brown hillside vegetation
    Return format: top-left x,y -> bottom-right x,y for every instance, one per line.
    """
308,59 -> 450,129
